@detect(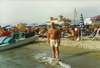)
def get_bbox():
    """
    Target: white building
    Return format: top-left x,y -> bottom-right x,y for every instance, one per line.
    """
84,18 -> 92,25
46,15 -> 71,25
